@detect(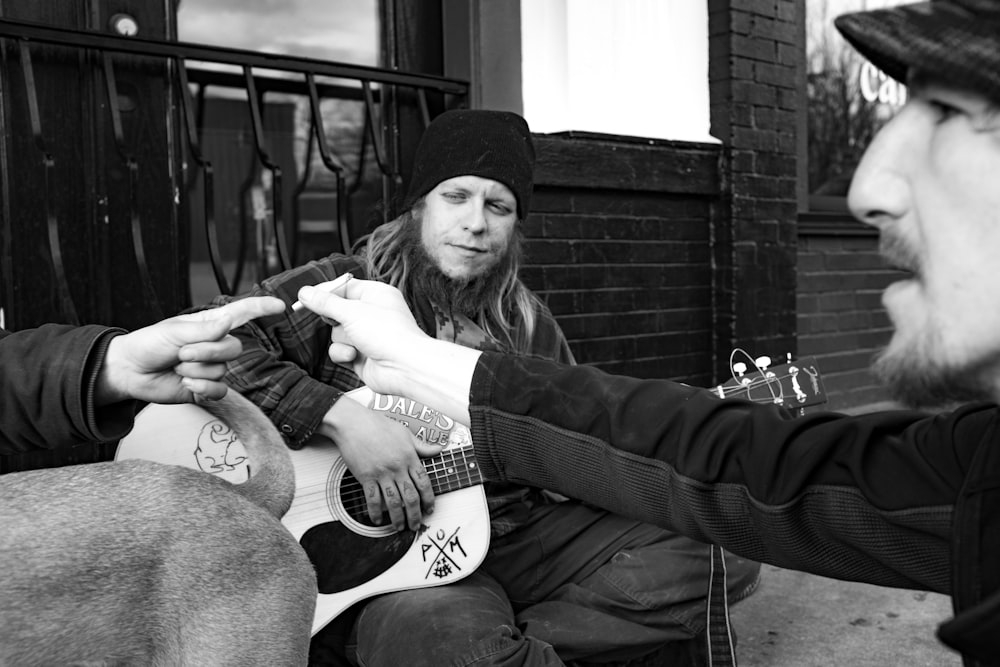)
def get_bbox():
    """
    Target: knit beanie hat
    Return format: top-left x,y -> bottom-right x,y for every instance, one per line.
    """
403,109 -> 535,219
